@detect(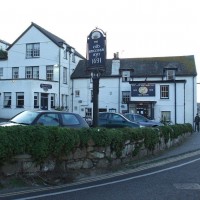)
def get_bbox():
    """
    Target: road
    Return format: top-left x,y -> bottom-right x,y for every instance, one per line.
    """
2,150 -> 200,200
